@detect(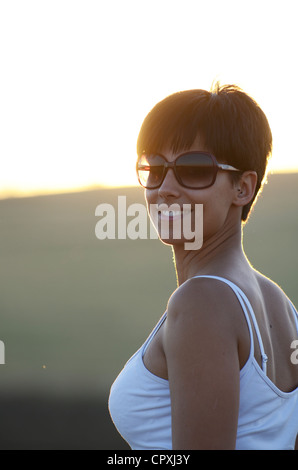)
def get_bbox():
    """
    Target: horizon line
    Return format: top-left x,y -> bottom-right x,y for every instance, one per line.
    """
0,169 -> 298,201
